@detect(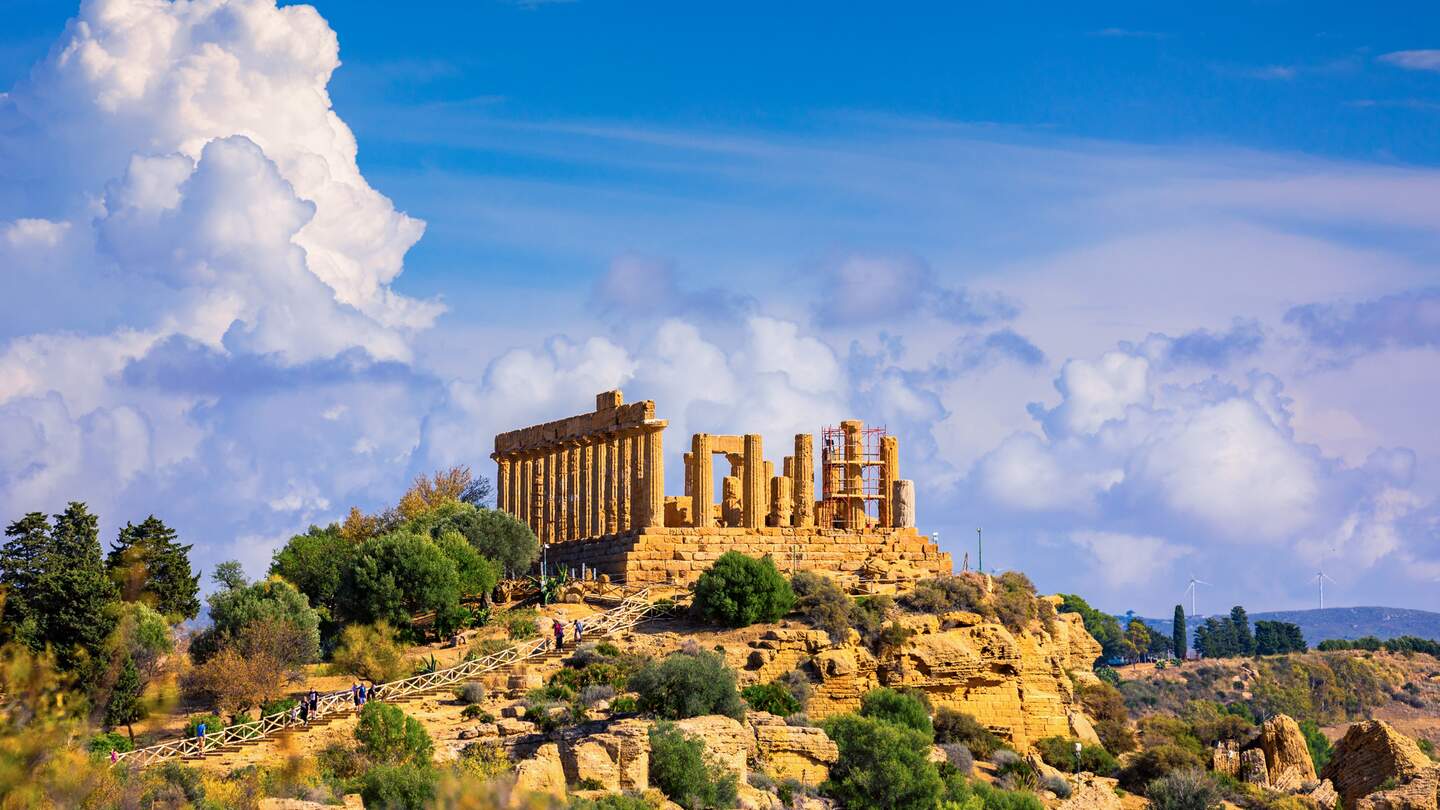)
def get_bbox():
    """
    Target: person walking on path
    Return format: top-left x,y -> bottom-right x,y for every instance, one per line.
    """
352,682 -> 362,710
290,703 -> 300,725
299,699 -> 309,725
573,618 -> 584,645
195,719 -> 207,752
552,616 -> 565,651
367,682 -> 378,703
308,689 -> 319,715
